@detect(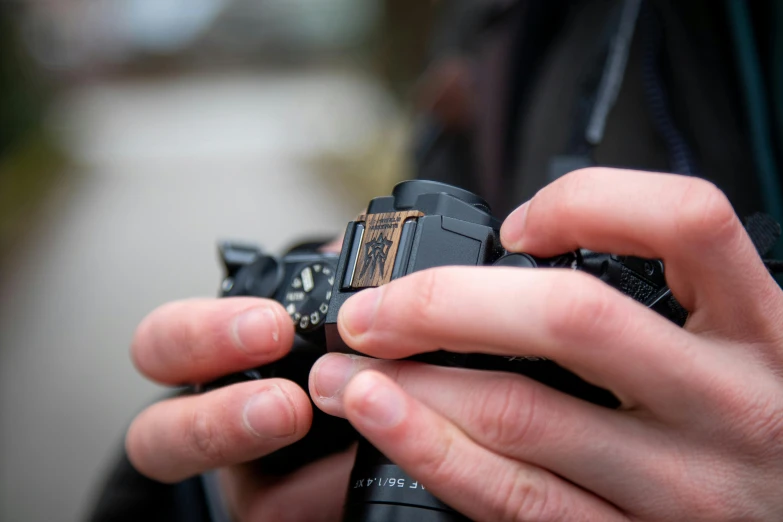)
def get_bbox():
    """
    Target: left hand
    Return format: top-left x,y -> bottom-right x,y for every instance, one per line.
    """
125,234 -> 356,522
308,168 -> 783,521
